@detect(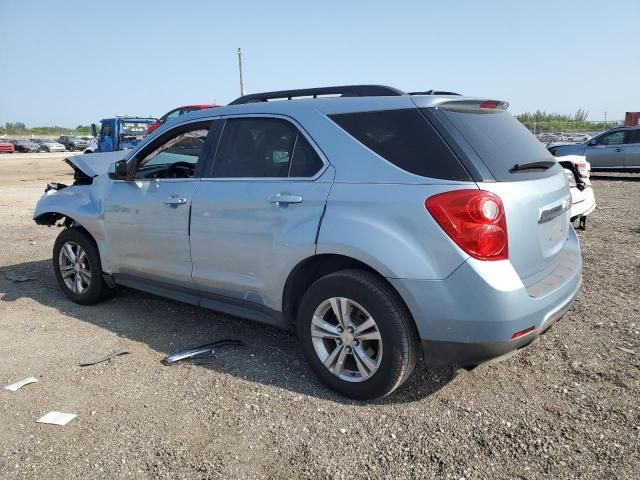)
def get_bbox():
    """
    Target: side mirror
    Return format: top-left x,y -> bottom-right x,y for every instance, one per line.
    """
108,159 -> 129,180
91,123 -> 98,138
588,139 -> 597,146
